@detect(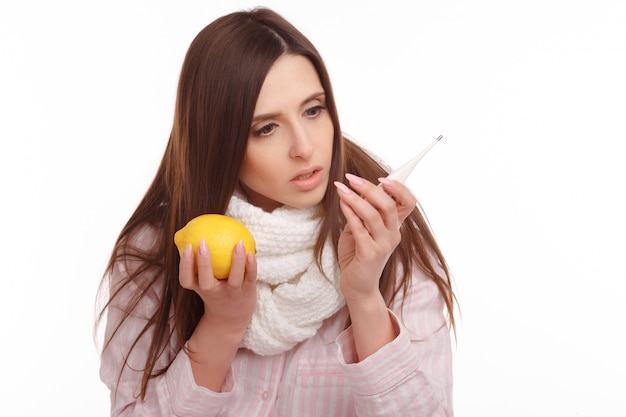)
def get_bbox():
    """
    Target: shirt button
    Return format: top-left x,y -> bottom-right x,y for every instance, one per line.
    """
261,391 -> 270,400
